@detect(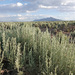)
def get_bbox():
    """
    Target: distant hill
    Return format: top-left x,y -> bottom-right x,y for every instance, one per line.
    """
34,17 -> 62,21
